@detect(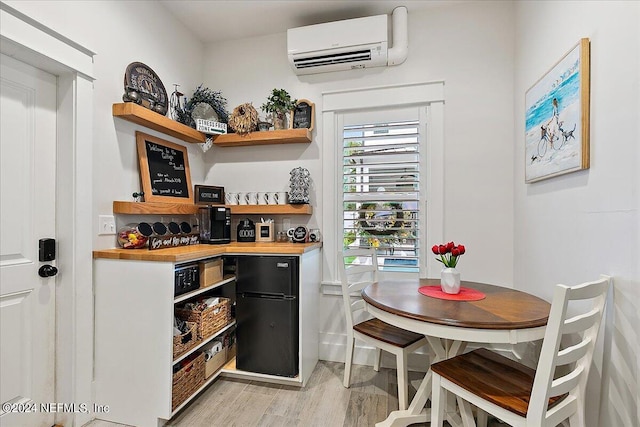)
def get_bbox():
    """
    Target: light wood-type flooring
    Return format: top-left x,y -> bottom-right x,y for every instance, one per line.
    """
86,361 -> 504,427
